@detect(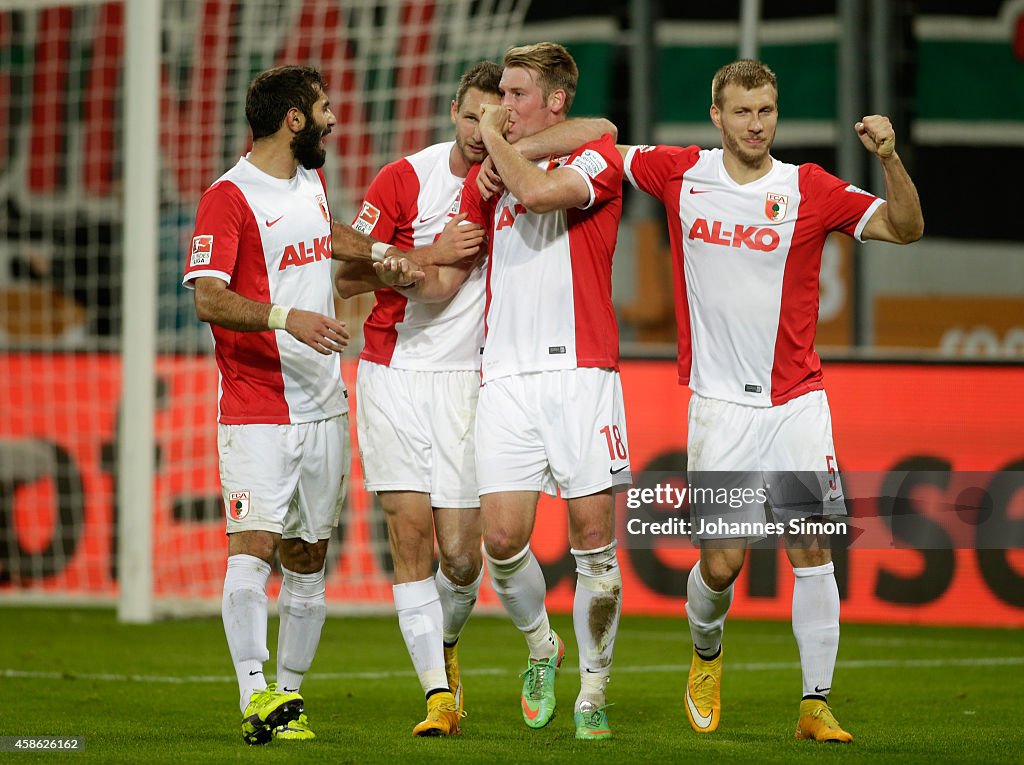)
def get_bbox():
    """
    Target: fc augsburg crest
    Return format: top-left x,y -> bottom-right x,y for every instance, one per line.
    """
765,192 -> 788,222
228,490 -> 250,520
